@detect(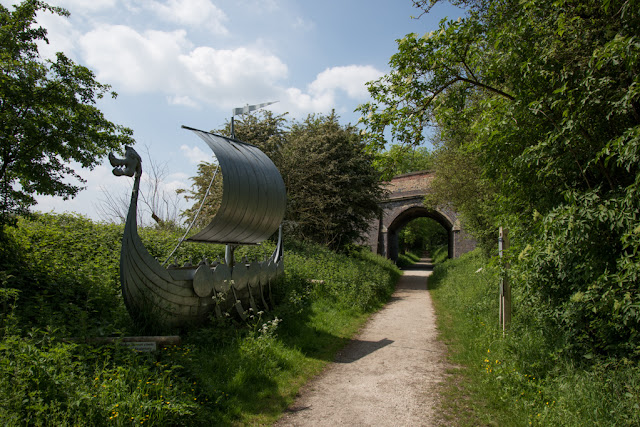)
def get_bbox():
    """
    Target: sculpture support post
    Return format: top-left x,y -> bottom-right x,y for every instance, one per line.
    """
230,116 -> 235,139
225,244 -> 235,268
